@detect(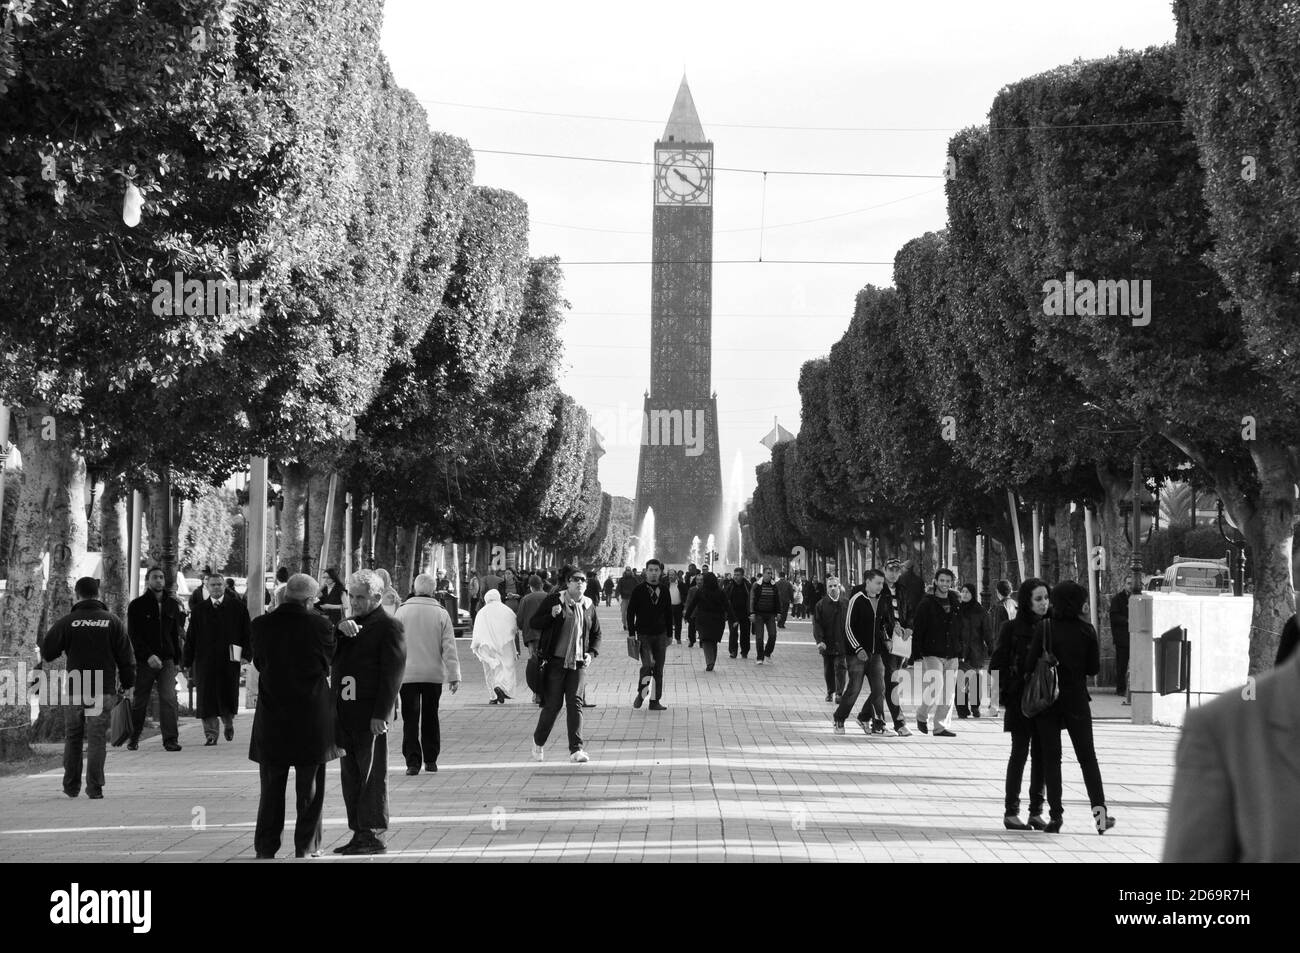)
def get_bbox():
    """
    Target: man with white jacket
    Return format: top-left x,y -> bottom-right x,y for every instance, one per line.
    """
395,574 -> 460,775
